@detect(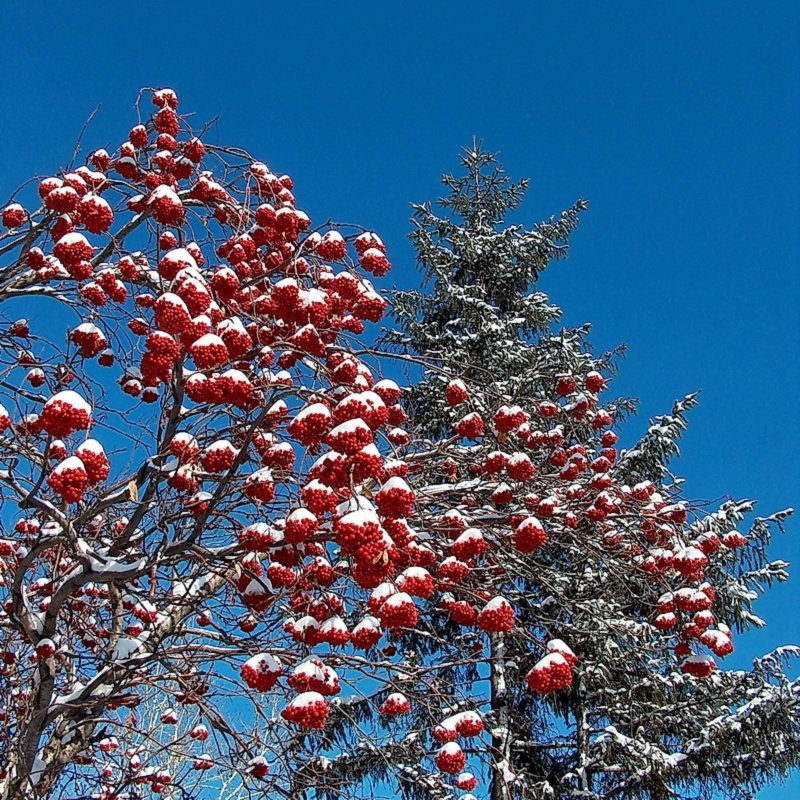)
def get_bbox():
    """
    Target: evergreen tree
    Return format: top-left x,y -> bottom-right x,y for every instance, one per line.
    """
387,145 -> 800,799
